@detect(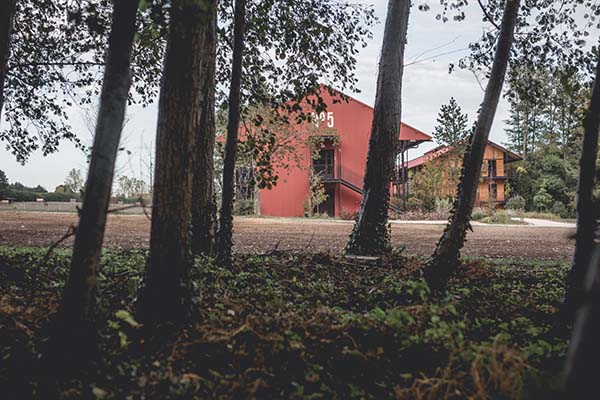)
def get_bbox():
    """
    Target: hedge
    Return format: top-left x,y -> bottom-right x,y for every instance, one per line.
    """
0,189 -> 80,202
